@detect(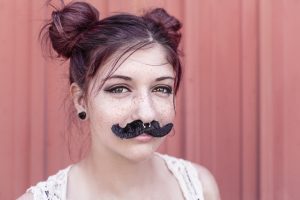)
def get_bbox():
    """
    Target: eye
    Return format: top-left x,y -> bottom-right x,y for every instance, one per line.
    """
104,86 -> 130,94
152,86 -> 173,95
